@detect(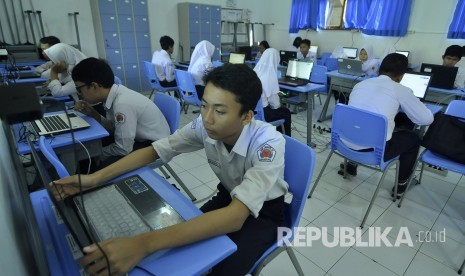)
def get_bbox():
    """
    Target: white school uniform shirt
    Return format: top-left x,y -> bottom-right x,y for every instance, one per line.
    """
188,40 -> 215,86
151,49 -> 175,82
455,66 -> 465,88
297,50 -> 315,62
101,84 -> 170,157
152,116 -> 288,217
253,48 -> 281,109
346,75 -> 434,149
43,43 -> 87,102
